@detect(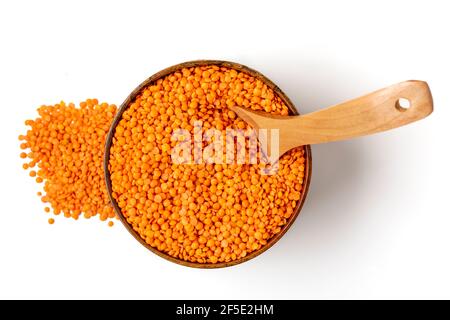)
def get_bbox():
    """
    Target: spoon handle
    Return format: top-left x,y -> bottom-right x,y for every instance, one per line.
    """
275,80 -> 433,152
